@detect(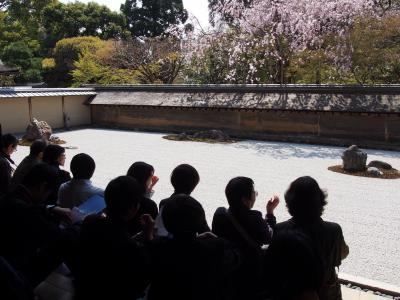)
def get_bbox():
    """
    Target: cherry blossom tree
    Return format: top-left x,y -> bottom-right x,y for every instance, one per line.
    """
184,0 -> 378,83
